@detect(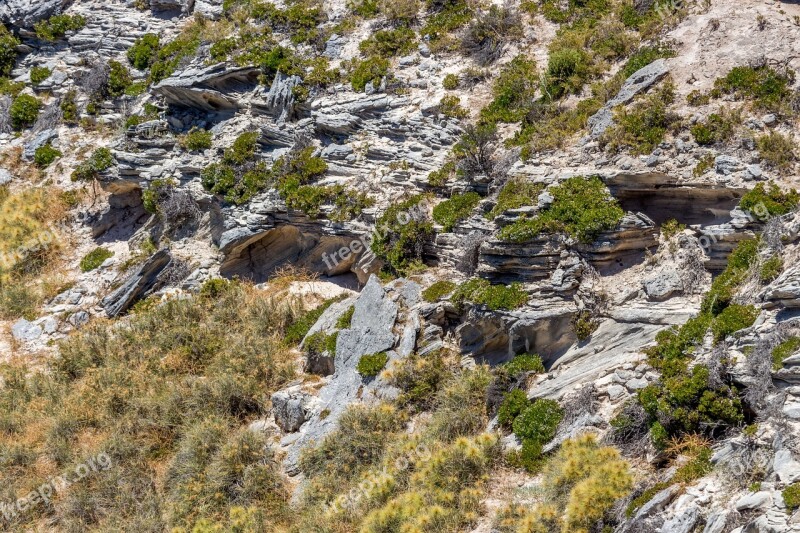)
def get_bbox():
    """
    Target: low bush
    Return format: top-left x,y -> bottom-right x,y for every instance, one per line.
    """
498,389 -> 528,428
461,4 -> 522,65
772,336 -> 800,370
602,80 -> 678,155
371,194 -> 433,274
127,33 -> 160,70
693,153 -> 715,177
572,310 -> 599,341
622,44 -> 676,78
502,353 -> 545,376
286,297 -> 341,345
432,191 -> 480,231
71,147 -> 114,181
9,94 -> 41,130
427,366 -> 492,441
34,14 -> 86,41
422,280 -> 456,302
480,55 -> 538,124
148,26 -> 201,84
348,56 -> 390,92
711,65 -> 793,114
358,27 -> 417,57
487,179 -> 543,220
443,73 -> 459,90
710,304 -> 758,343
739,182 -> 799,217
421,0 -> 473,51
438,94 -> 469,118
0,26 -> 20,76
60,89 -> 79,124
690,110 -> 738,146
335,305 -> 354,329
181,127 -> 213,151
542,47 -> 592,100
79,247 -> 114,272
512,399 -> 562,445
30,66 -> 52,85
784,484 -> 800,512
760,255 -> 783,282
107,60 -> 133,97
357,352 -> 389,377
389,350 -> 450,411
450,277 -> 528,311
33,143 -> 61,168
661,218 -> 686,240
499,176 -> 624,244
757,131 -> 796,171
